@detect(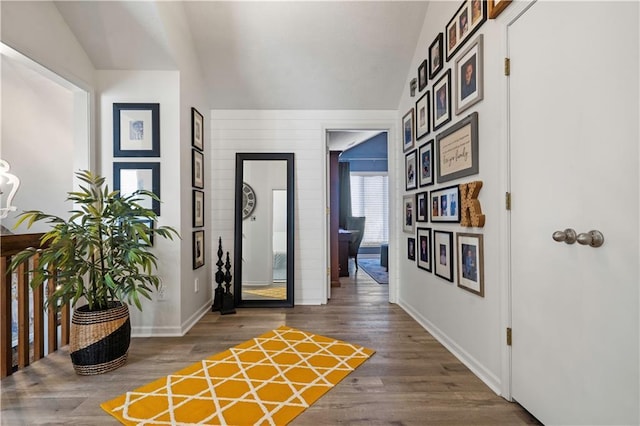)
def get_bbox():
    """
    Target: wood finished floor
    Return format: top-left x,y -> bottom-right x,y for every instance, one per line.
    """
0,260 -> 540,425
